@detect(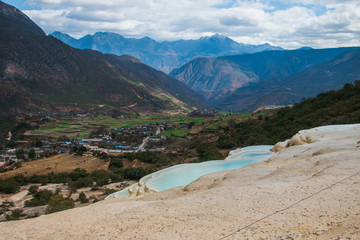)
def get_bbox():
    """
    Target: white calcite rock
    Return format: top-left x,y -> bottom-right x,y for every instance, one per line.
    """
1,124 -> 360,240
